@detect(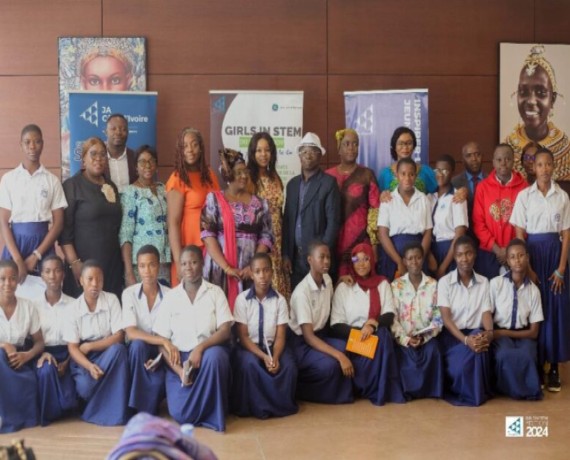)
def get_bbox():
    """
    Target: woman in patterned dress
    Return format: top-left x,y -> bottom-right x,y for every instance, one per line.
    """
120,145 -> 171,286
246,132 -> 290,299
